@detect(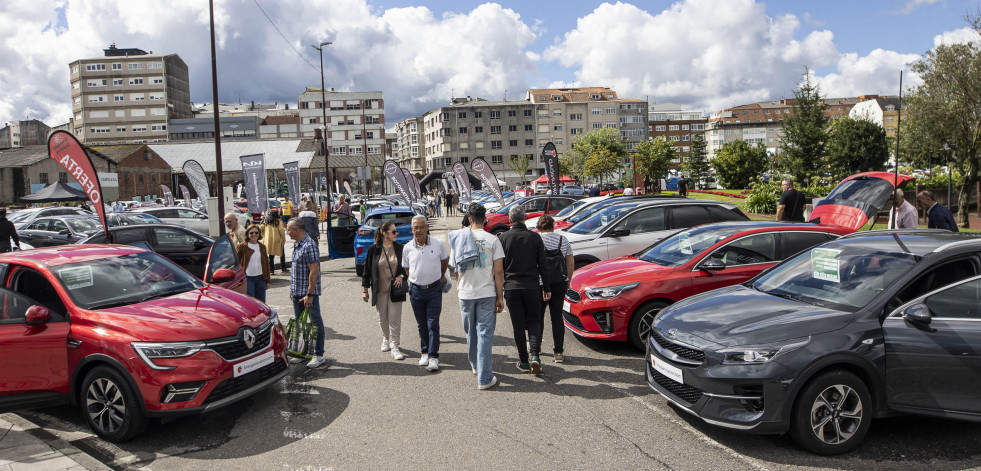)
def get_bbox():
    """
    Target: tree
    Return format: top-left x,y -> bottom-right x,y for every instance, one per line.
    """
634,138 -> 674,193
901,12 -> 981,227
825,117 -> 890,180
566,127 -> 628,183
714,140 -> 768,189
506,154 -> 532,185
682,138 -> 711,189
778,69 -> 829,185
583,147 -> 621,183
